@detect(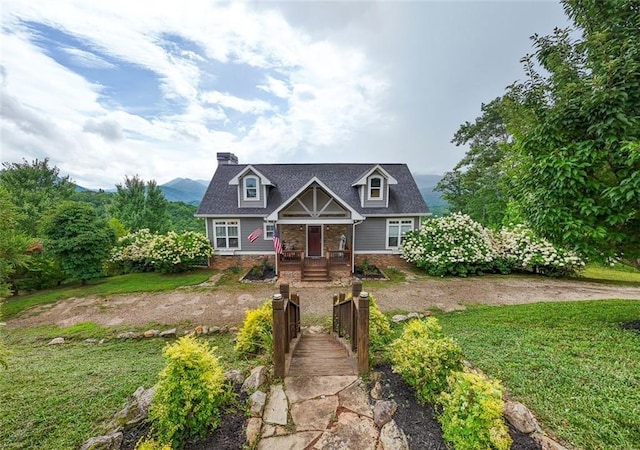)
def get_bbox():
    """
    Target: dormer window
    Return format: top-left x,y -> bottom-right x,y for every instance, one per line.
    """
244,176 -> 259,200
368,176 -> 382,200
